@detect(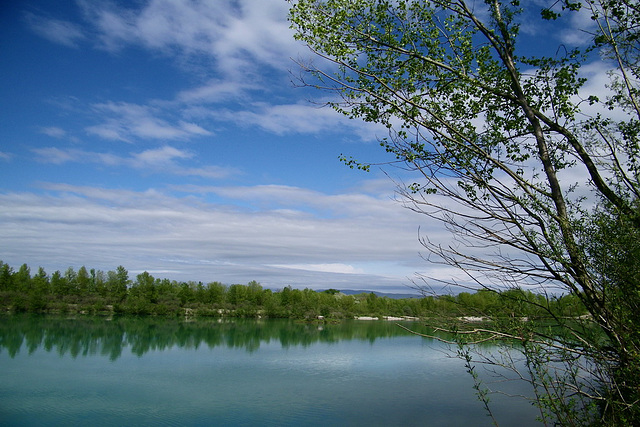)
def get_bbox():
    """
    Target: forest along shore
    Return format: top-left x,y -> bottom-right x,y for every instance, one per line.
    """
1,262 -> 588,321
